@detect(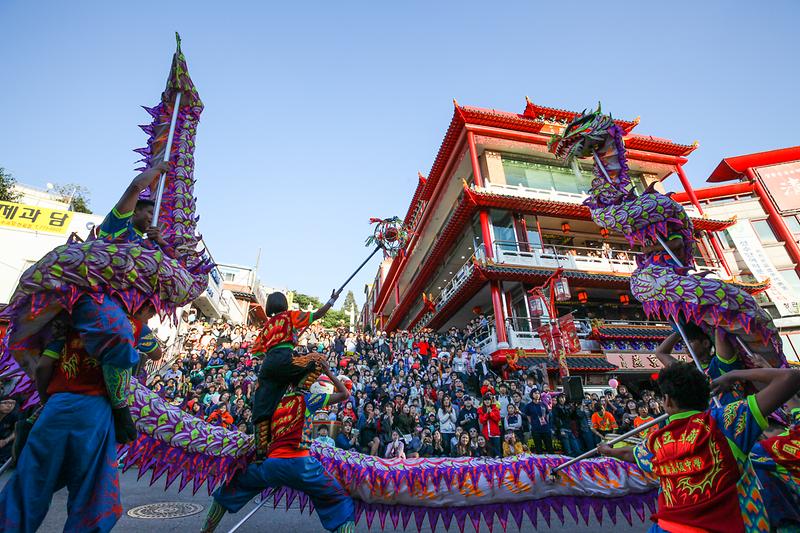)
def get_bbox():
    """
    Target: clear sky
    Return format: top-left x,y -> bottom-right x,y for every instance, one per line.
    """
1,1 -> 797,306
